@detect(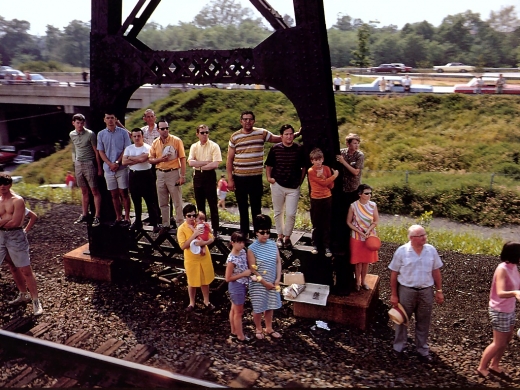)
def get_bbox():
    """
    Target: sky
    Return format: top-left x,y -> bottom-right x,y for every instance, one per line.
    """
2,0 -> 518,36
